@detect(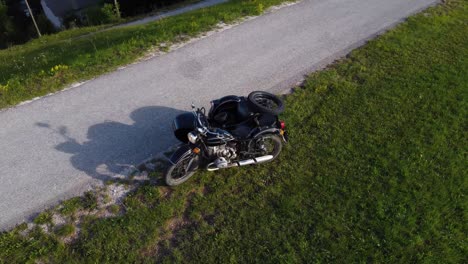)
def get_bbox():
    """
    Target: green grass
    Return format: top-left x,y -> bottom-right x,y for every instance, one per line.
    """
1,1 -> 466,263
58,191 -> 98,217
59,197 -> 84,216
0,0 -> 289,109
108,204 -> 121,214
